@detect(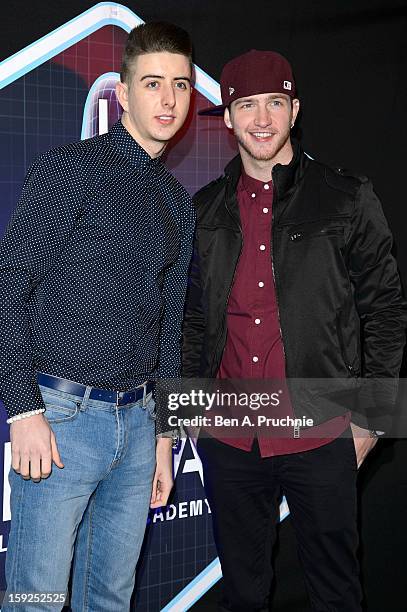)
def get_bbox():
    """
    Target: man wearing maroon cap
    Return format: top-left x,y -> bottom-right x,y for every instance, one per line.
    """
182,49 -> 406,611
